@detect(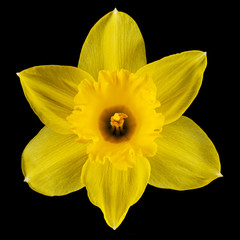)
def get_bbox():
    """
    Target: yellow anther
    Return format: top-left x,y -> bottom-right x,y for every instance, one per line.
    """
110,113 -> 128,135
